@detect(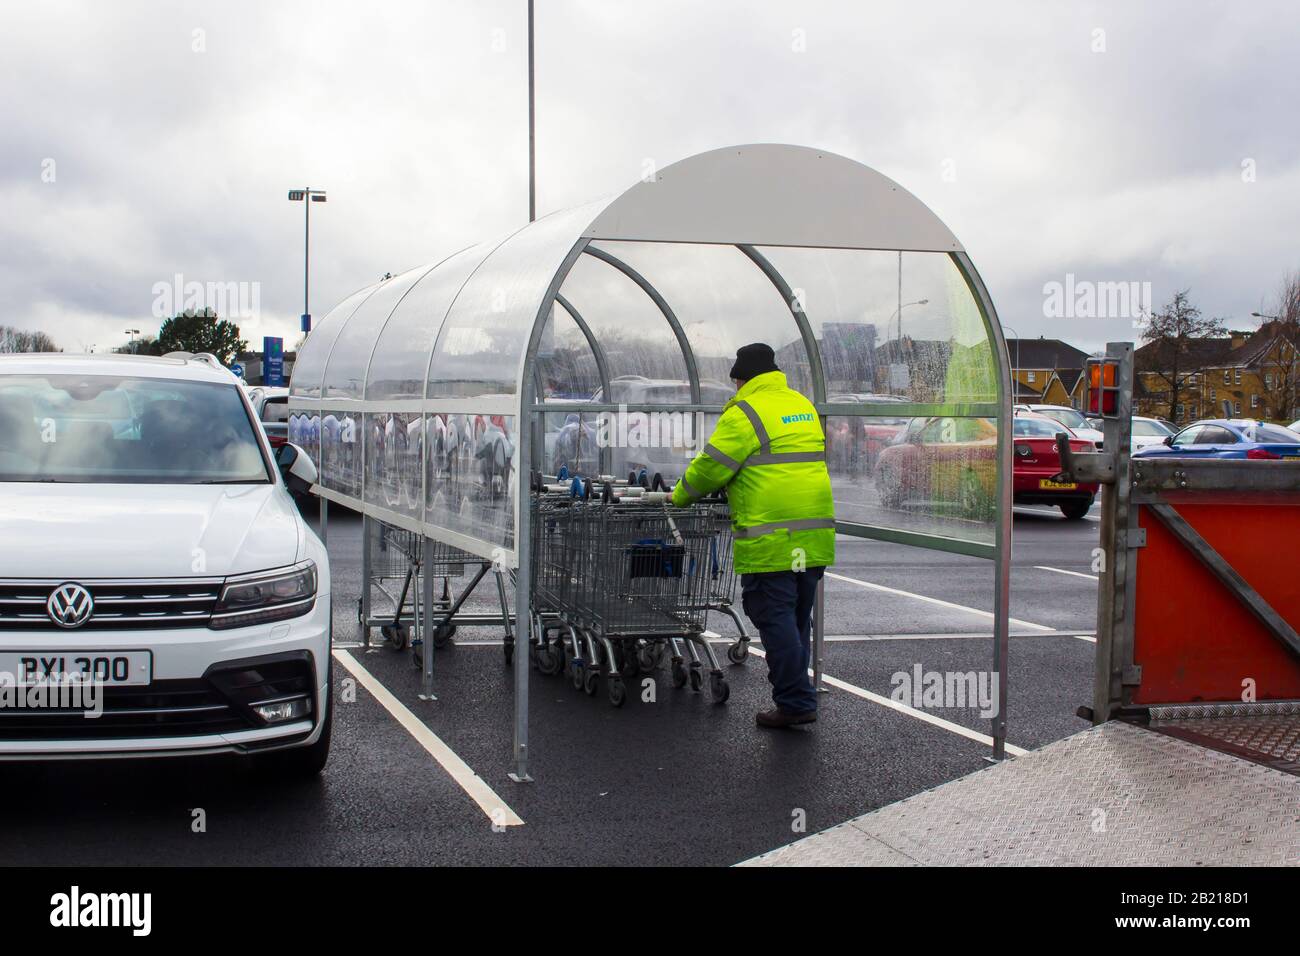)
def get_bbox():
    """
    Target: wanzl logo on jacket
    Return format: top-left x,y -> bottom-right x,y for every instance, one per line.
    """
780,413 -> 815,424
